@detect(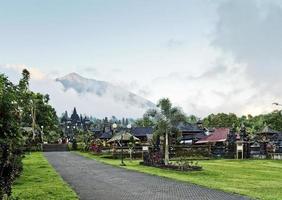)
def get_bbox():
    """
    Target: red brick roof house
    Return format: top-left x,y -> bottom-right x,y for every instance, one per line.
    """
196,128 -> 230,144
196,128 -> 230,157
